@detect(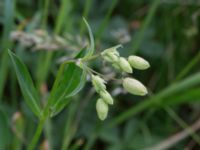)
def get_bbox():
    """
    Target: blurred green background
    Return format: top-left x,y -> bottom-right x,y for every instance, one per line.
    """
1,0 -> 200,149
